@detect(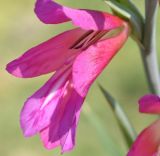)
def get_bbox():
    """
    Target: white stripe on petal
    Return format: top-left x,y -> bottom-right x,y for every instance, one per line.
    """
40,69 -> 71,110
